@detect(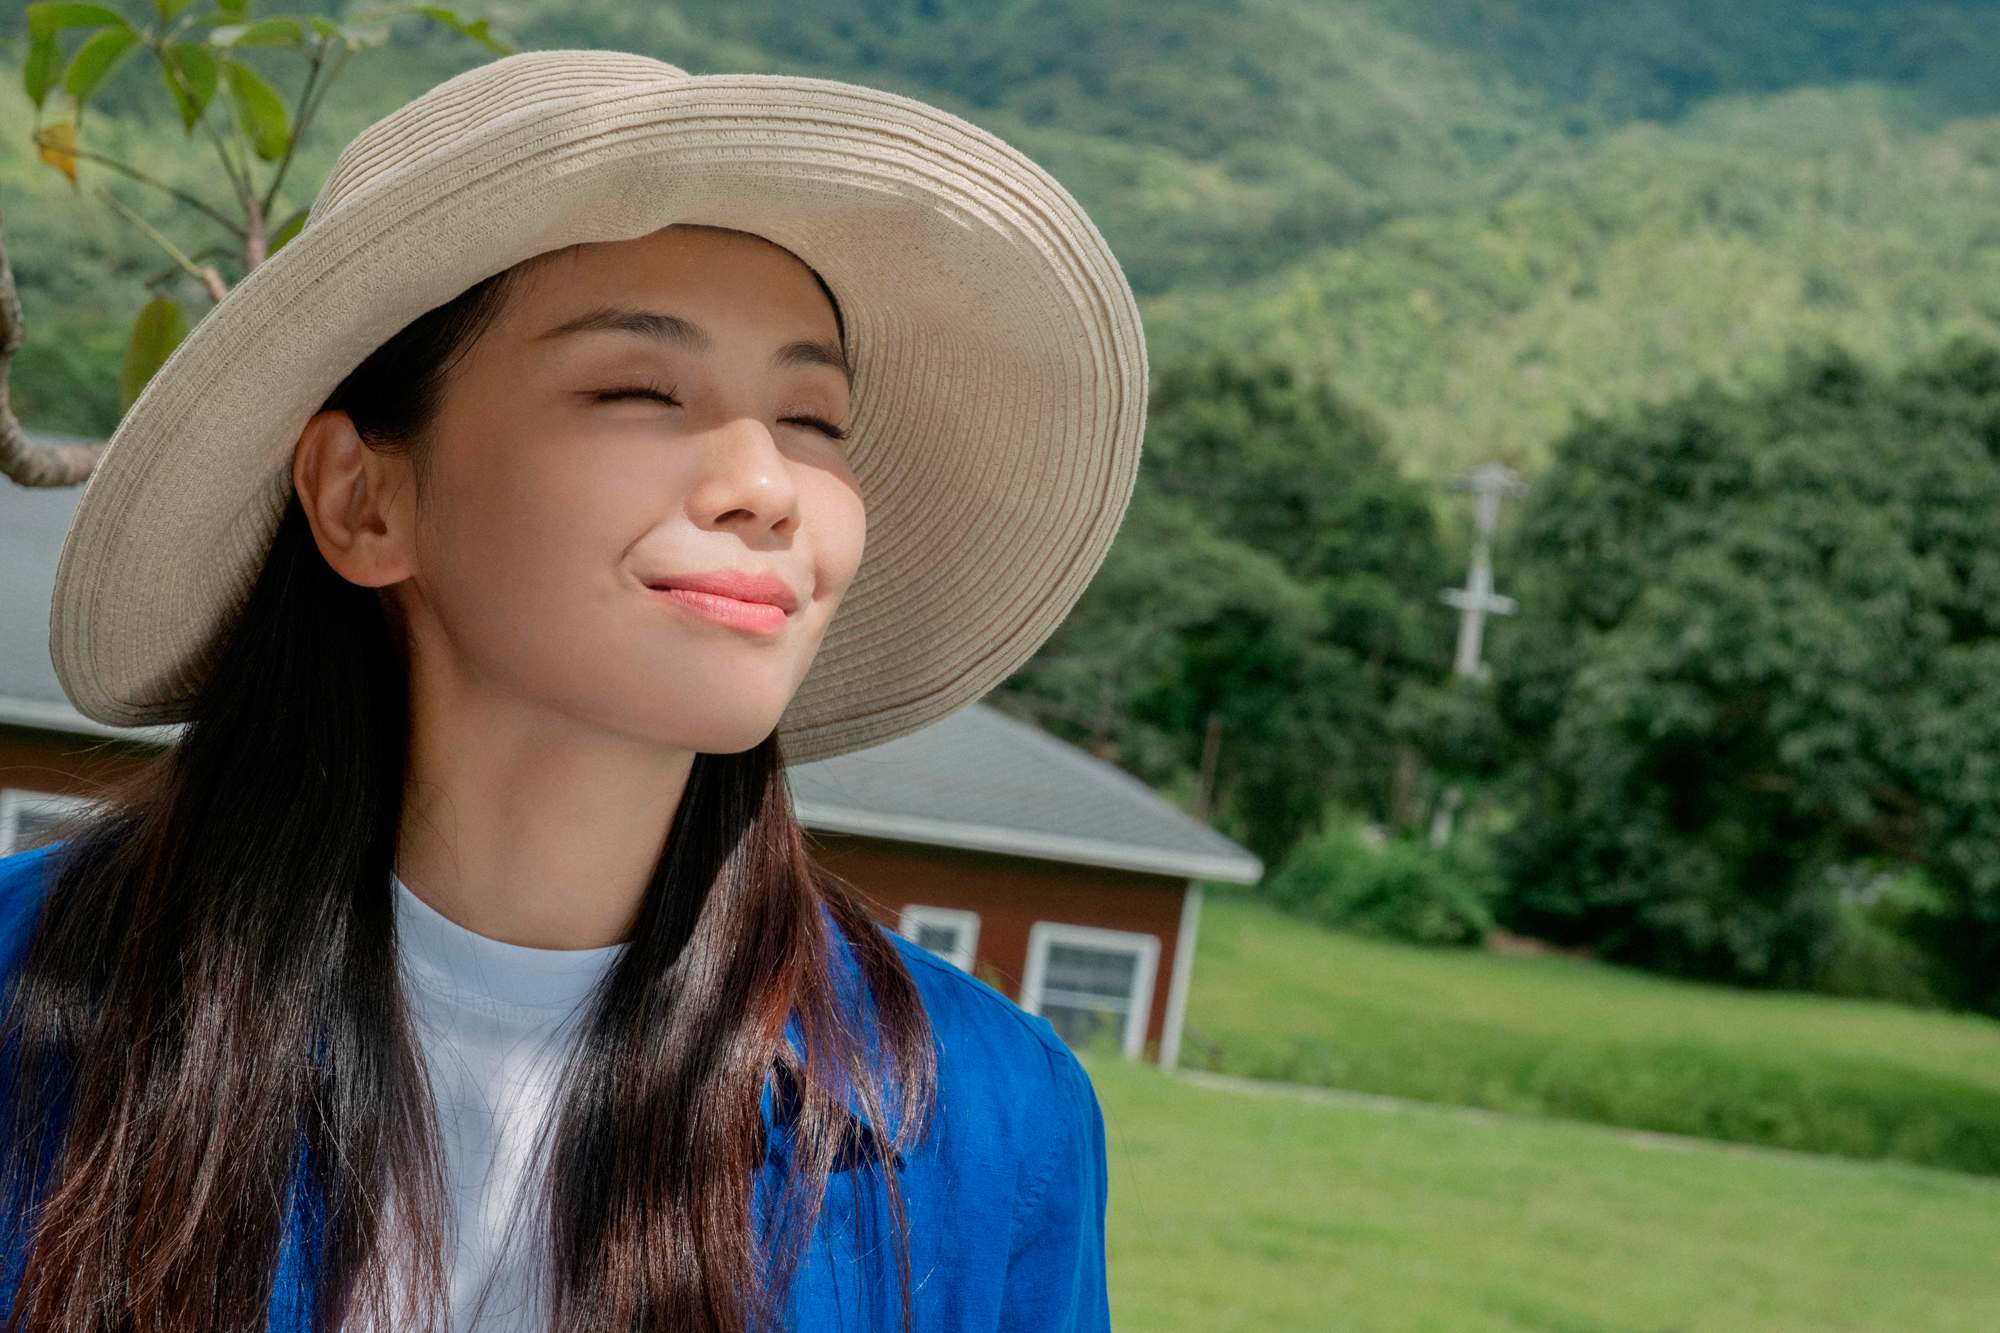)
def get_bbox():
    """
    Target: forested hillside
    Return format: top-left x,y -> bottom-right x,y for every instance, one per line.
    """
11,0 -> 2000,462
1148,88 -> 2000,474
519,0 -> 1549,295
1367,0 -> 2000,124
